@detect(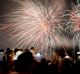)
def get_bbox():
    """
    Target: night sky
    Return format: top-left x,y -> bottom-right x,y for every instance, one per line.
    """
0,0 -> 77,15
